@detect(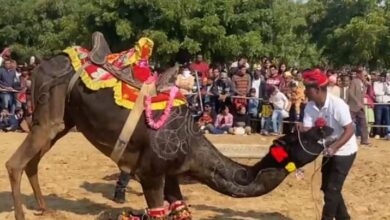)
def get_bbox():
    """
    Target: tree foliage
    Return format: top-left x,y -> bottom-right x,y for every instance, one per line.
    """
0,0 -> 389,69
